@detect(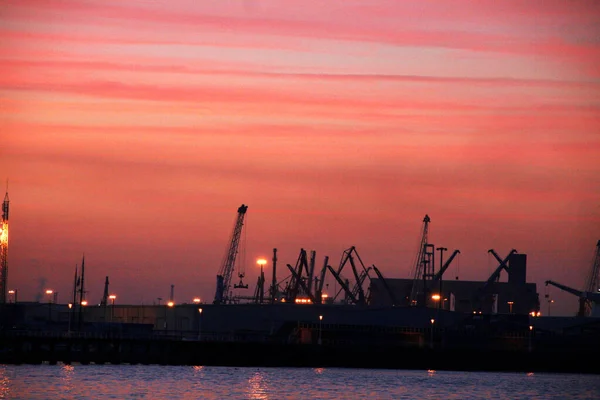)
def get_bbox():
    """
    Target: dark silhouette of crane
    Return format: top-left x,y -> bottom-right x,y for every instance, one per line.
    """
213,204 -> 248,305
546,240 -> 600,317
583,240 -> 600,316
409,215 -> 433,306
